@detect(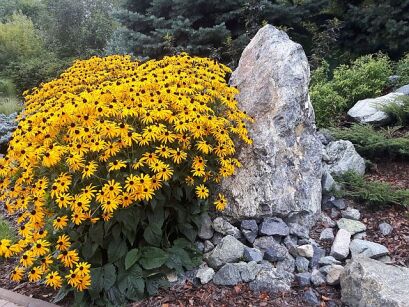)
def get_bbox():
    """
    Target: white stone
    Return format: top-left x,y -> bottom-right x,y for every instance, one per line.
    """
297,244 -> 314,258
330,229 -> 351,260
